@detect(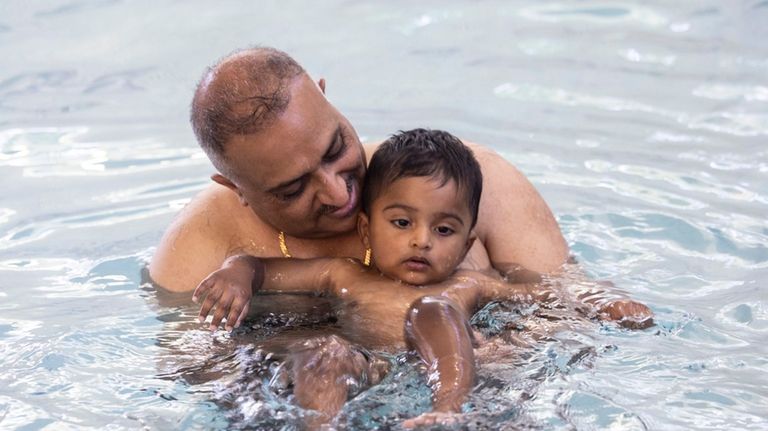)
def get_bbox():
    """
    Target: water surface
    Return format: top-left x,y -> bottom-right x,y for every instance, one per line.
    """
1,1 -> 766,429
